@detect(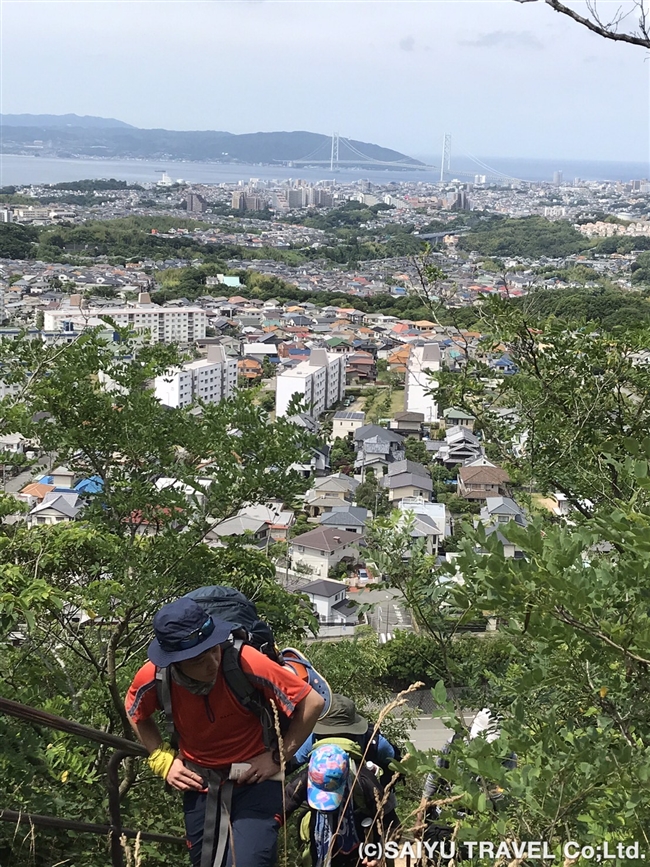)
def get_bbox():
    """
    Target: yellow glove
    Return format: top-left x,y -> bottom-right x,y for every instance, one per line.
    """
148,744 -> 177,781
